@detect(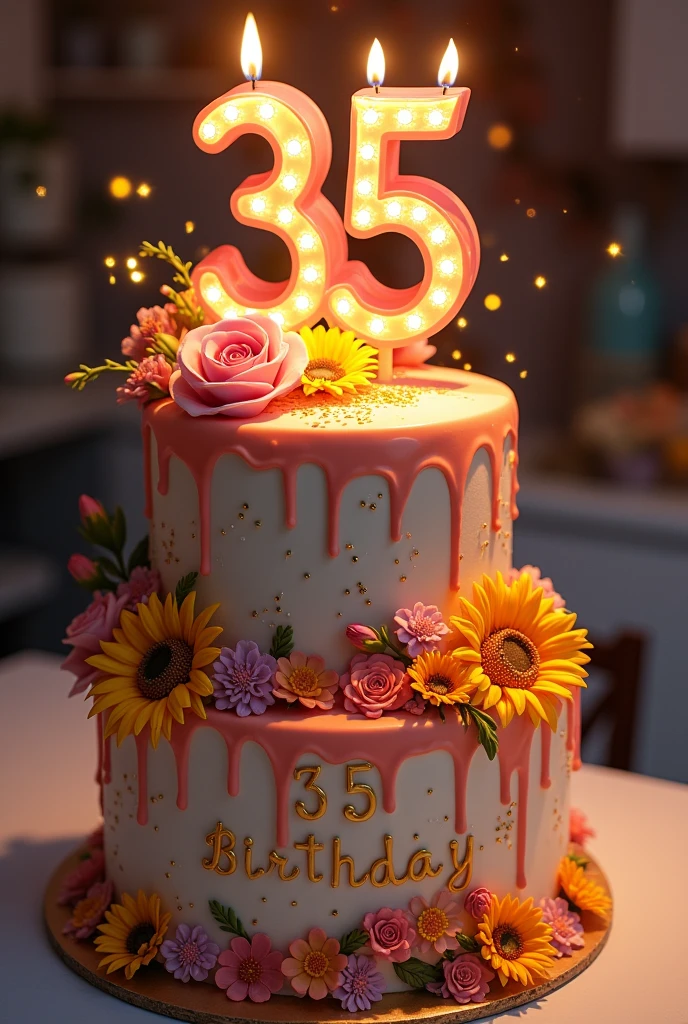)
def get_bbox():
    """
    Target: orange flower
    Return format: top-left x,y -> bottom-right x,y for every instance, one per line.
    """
476,893 -> 557,987
558,857 -> 612,922
281,927 -> 347,999
273,652 -> 339,710
95,890 -> 170,979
